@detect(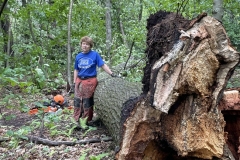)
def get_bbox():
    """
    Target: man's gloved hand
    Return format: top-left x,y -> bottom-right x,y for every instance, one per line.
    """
111,73 -> 117,77
70,83 -> 75,93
